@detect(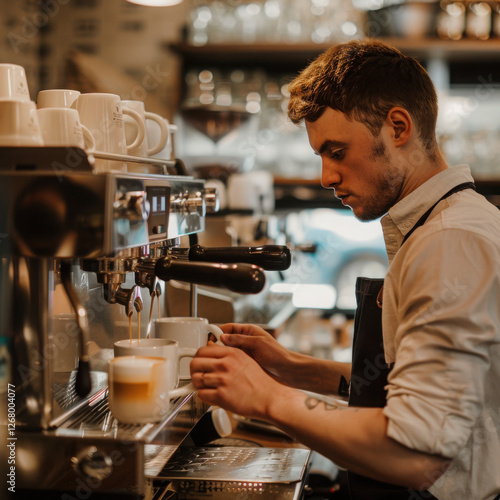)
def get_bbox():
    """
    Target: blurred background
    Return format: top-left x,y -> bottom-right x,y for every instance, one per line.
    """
2,0 -> 500,359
